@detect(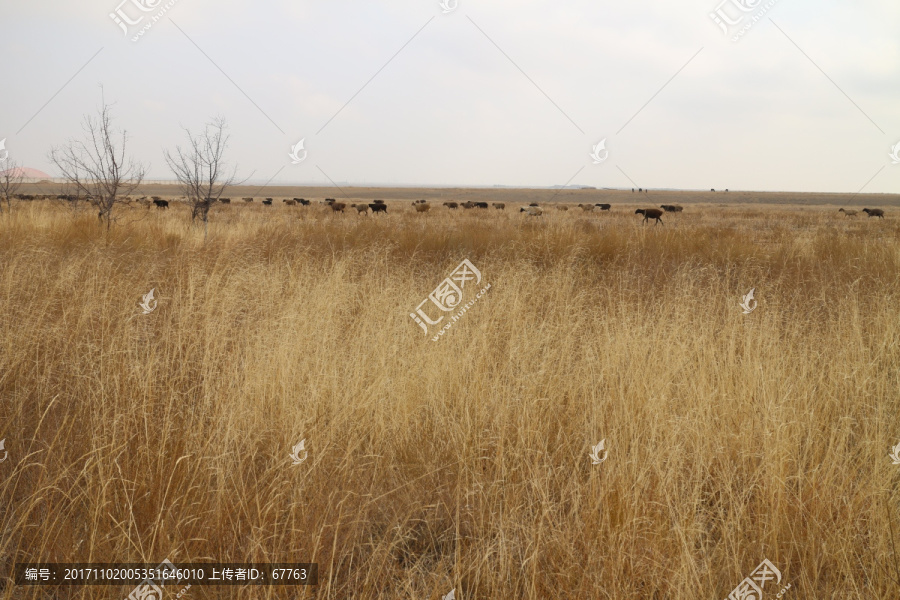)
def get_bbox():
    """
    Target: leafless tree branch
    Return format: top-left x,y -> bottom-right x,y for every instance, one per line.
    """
165,117 -> 242,236
0,158 -> 24,214
49,103 -> 146,231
